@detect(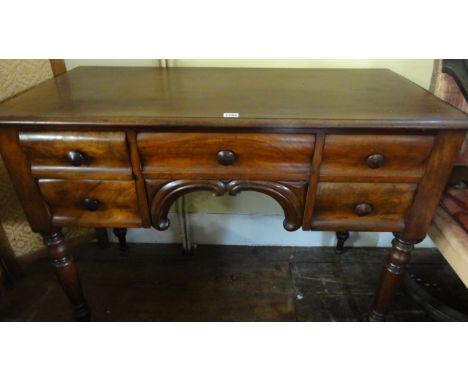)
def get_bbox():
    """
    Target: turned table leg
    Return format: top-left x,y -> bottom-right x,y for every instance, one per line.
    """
113,228 -> 128,251
43,230 -> 90,321
369,235 -> 415,321
335,231 -> 350,254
